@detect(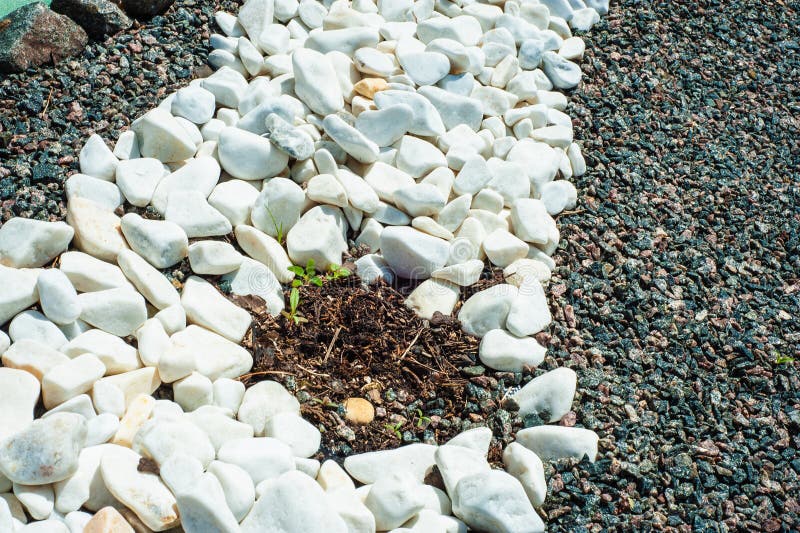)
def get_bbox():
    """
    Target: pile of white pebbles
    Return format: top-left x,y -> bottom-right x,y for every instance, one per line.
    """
0,0 -> 609,530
